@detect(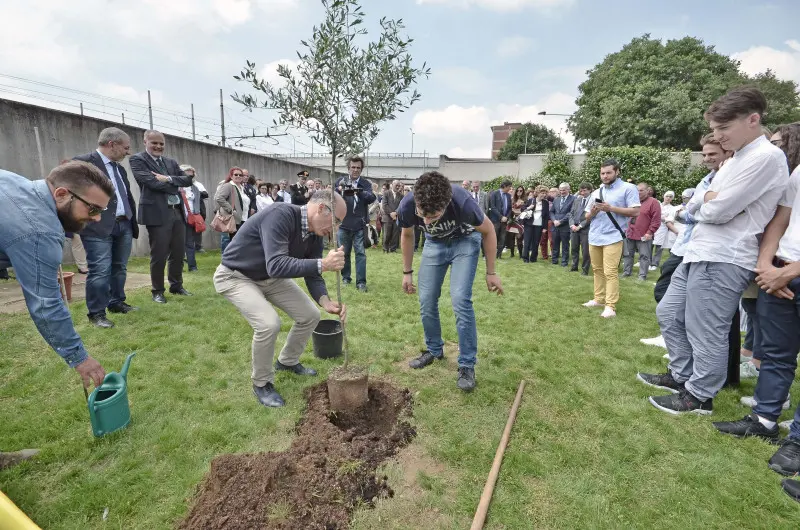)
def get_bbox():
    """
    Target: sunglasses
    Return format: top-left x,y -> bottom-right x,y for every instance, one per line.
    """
69,190 -> 106,216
